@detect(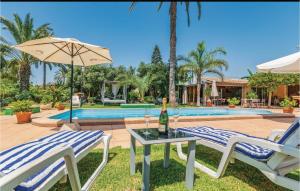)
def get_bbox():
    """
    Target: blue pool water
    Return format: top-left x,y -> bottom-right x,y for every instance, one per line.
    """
49,108 -> 272,120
